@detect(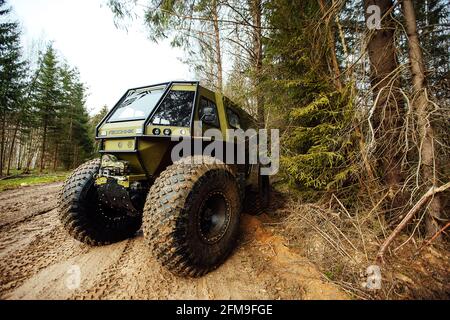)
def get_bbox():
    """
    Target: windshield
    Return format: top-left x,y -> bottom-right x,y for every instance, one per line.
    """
108,87 -> 165,122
